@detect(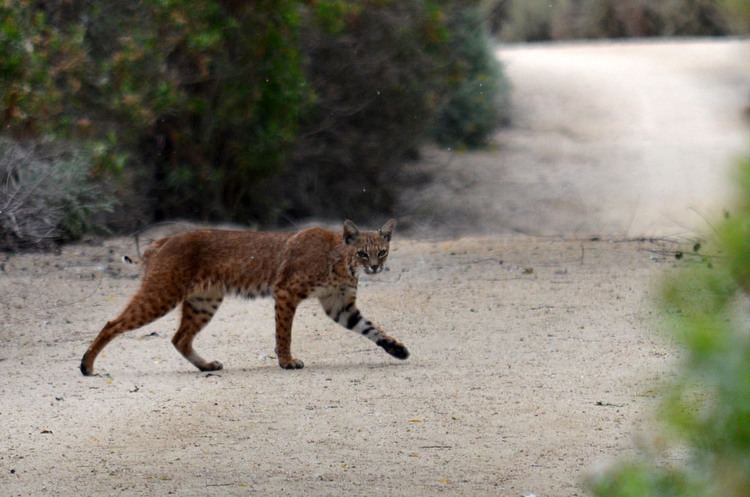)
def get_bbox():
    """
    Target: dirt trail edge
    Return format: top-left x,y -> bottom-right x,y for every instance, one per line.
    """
2,234 -> 677,497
